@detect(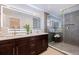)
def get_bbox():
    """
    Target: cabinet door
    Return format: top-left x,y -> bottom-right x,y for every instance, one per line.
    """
29,36 -> 42,55
0,40 -> 14,55
42,35 -> 48,50
15,37 -> 30,55
36,38 -> 43,54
